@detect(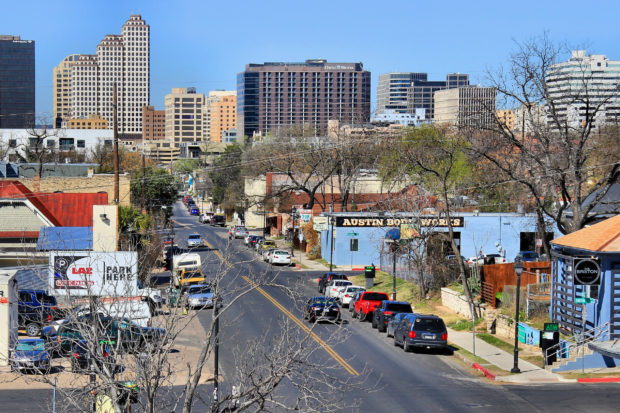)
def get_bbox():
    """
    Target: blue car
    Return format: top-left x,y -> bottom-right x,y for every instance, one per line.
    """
190,207 -> 200,215
185,284 -> 215,309
11,338 -> 50,373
